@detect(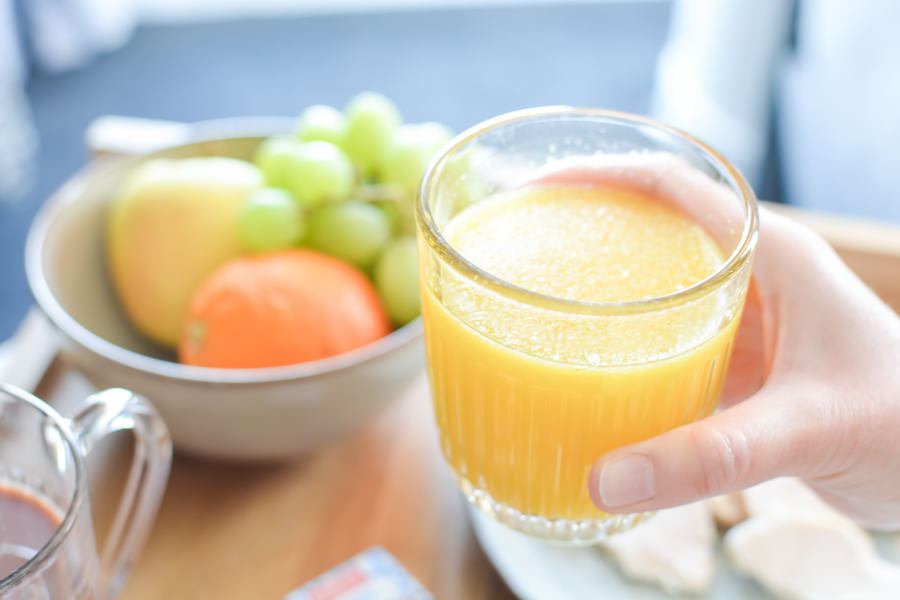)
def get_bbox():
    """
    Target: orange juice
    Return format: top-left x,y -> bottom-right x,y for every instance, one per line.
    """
421,183 -> 741,523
